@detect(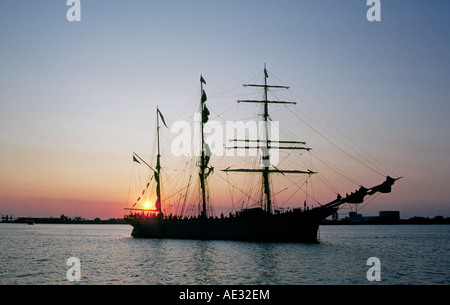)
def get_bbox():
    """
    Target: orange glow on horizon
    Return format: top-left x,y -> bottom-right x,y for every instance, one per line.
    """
144,198 -> 157,211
